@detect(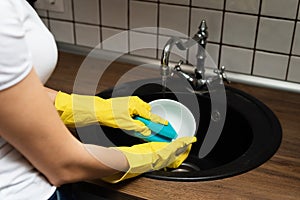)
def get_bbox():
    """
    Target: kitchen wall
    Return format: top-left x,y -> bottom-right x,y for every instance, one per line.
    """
36,0 -> 300,87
